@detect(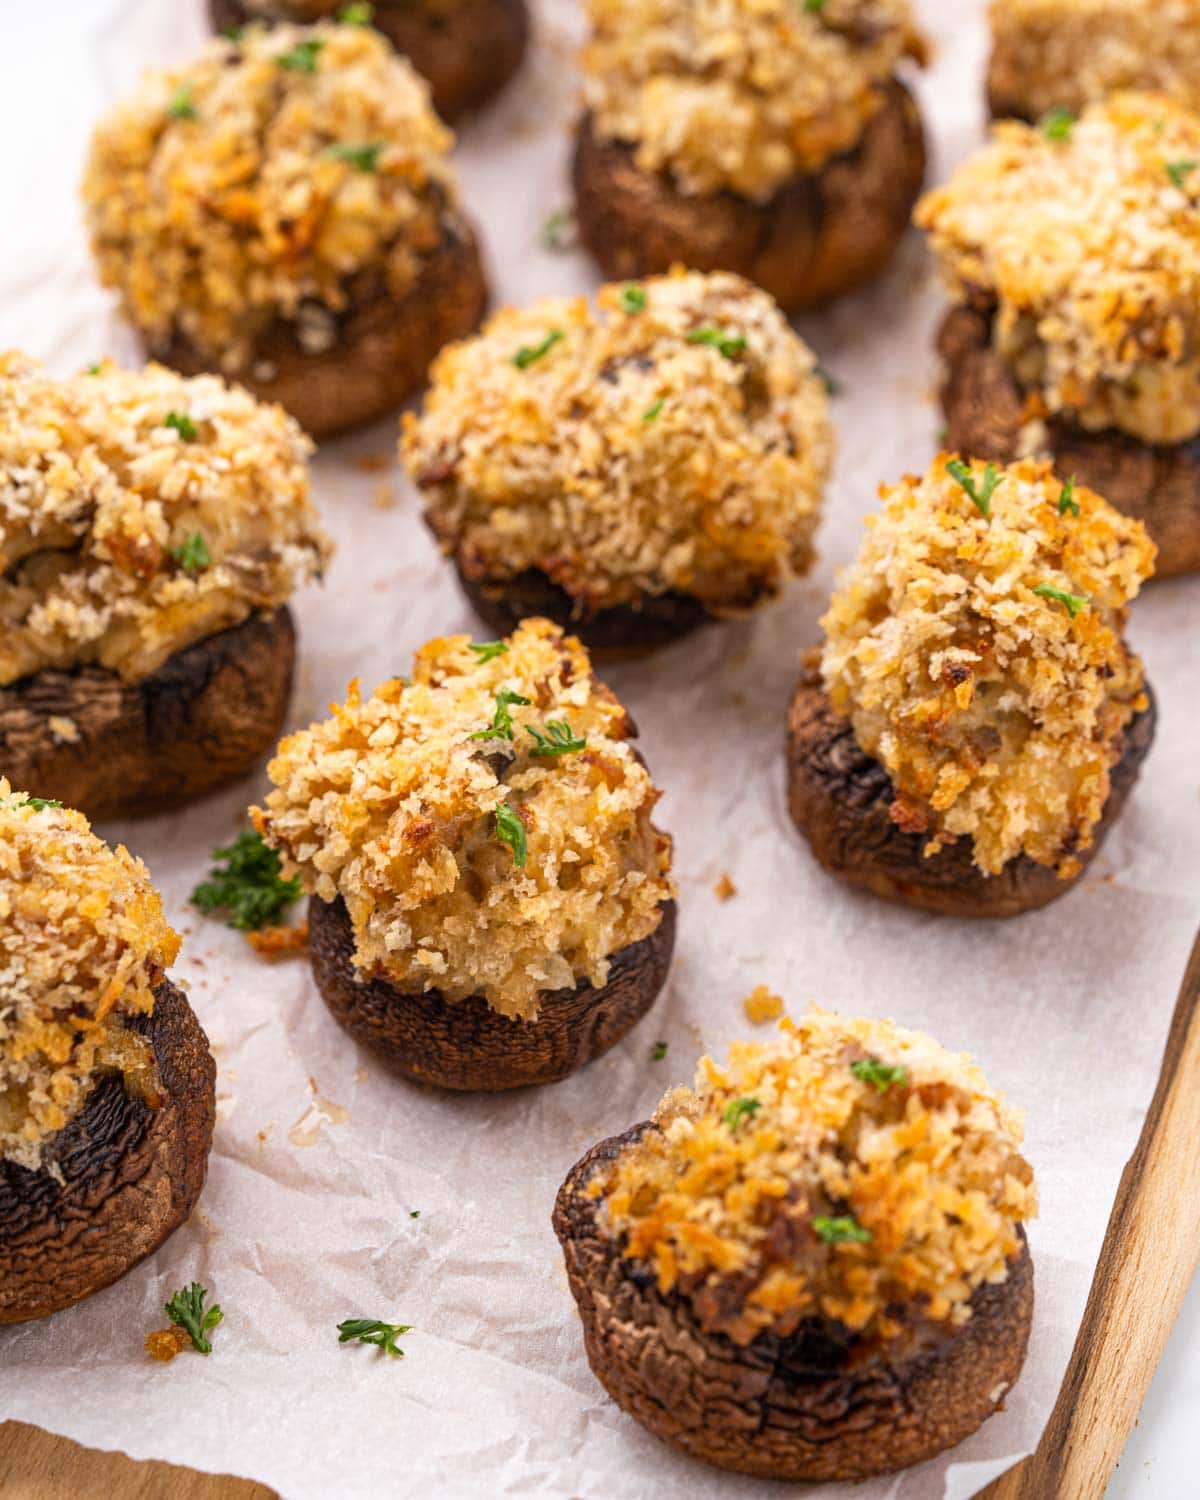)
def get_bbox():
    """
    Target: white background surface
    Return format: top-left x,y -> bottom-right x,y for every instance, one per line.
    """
0,2 -> 1197,1498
